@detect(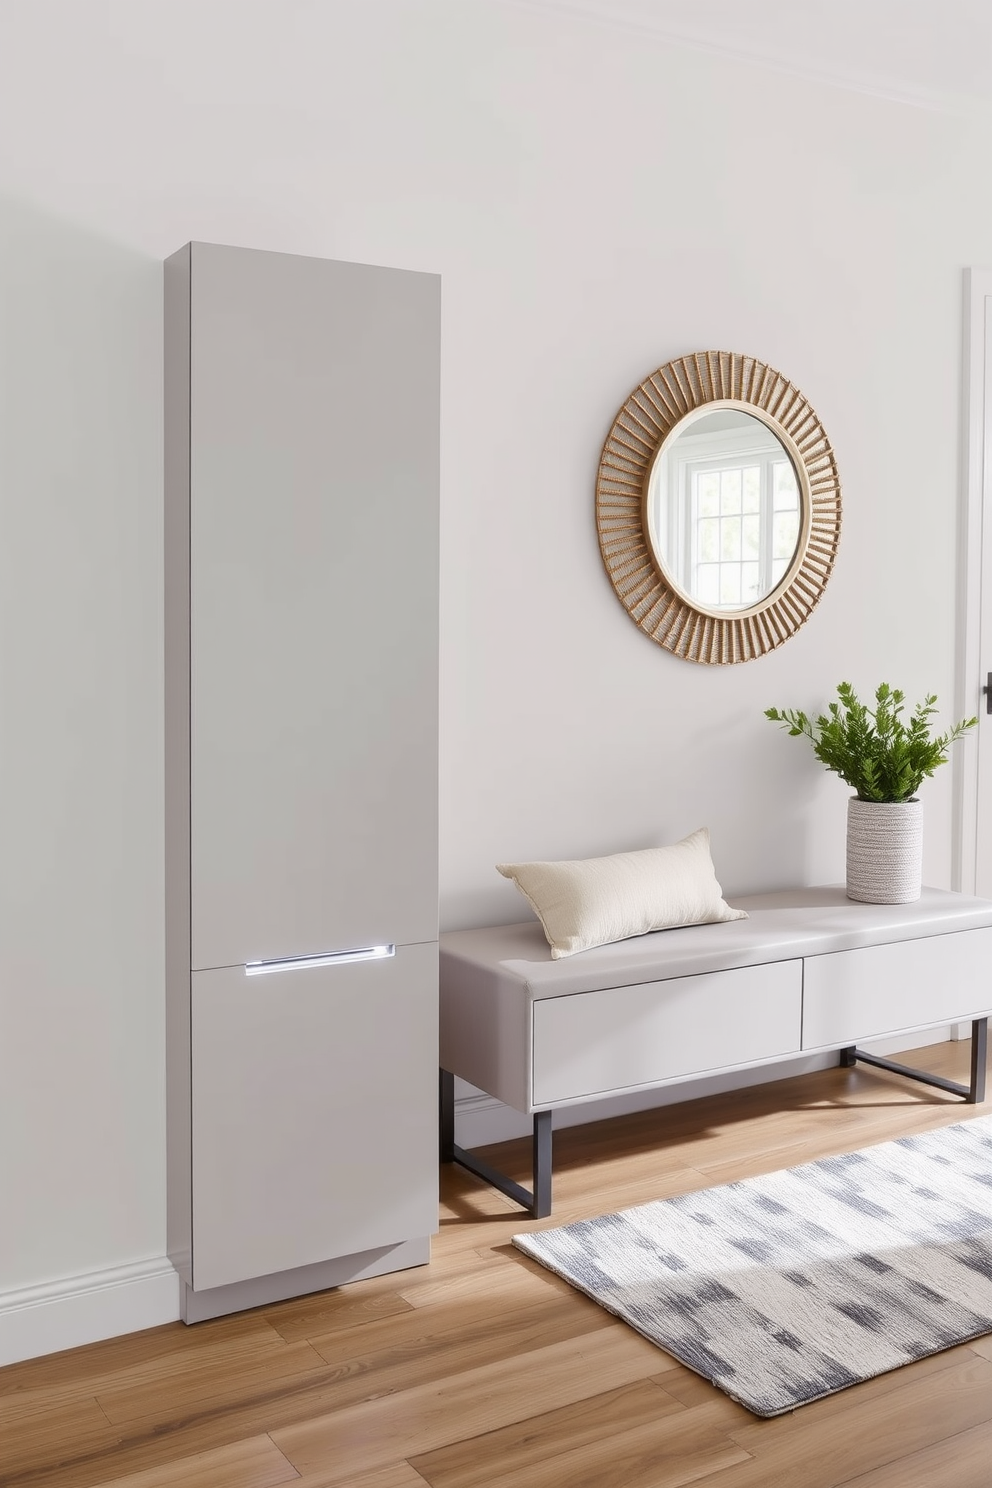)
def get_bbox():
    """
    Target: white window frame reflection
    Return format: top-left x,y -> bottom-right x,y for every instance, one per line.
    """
656,424 -> 800,611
